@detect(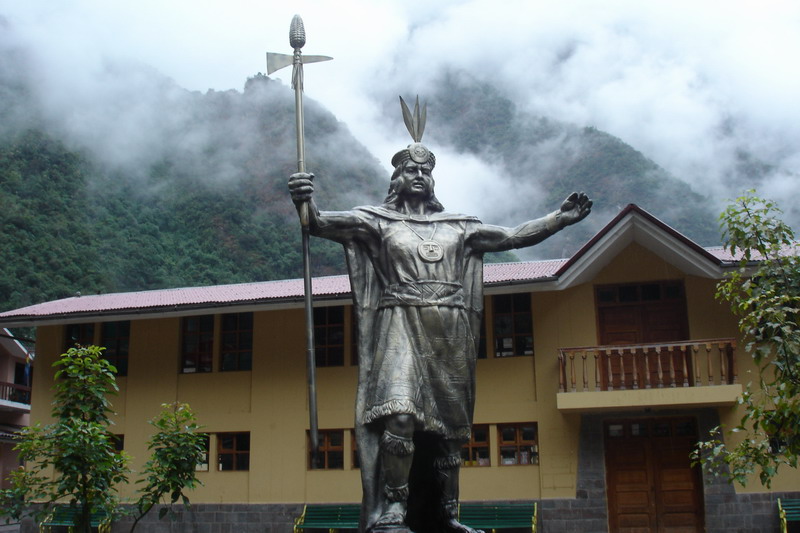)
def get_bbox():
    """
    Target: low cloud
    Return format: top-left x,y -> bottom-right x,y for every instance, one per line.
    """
2,0 -> 798,227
